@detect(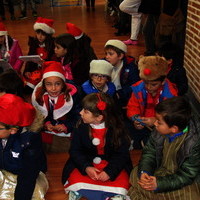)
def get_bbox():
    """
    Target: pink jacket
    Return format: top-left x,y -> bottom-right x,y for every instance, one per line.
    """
8,39 -> 23,73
